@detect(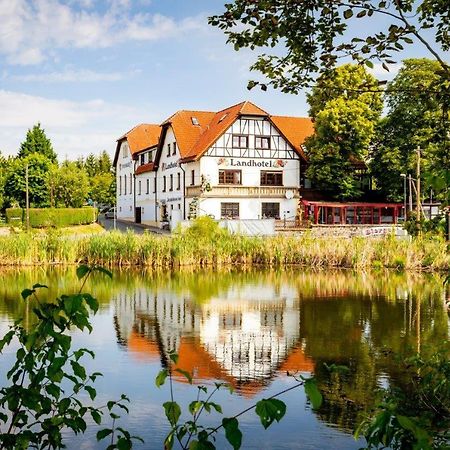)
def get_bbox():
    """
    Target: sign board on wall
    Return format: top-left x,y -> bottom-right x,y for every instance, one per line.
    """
217,158 -> 286,168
